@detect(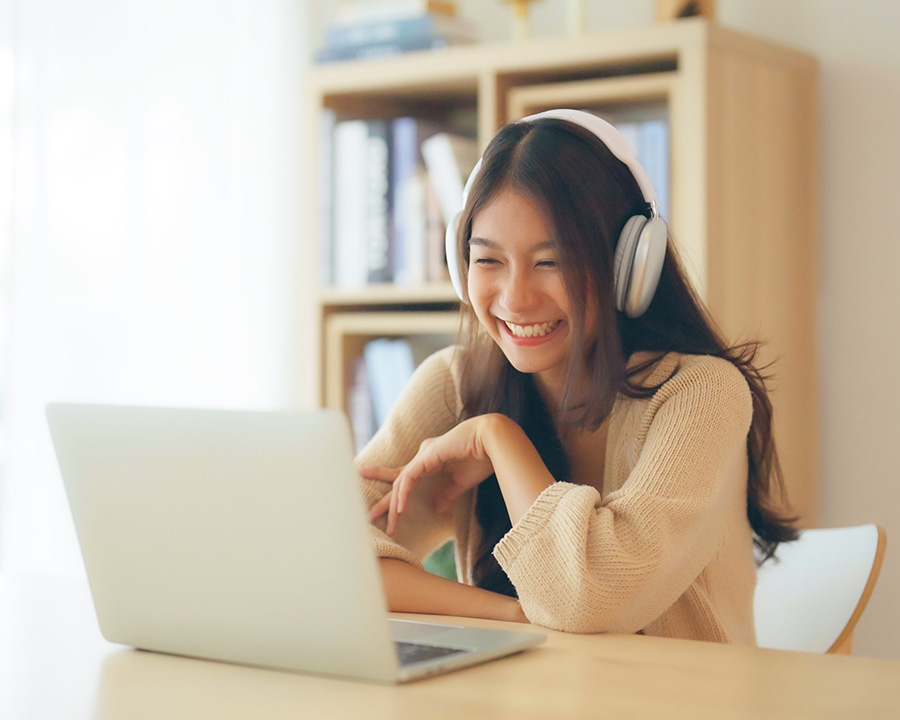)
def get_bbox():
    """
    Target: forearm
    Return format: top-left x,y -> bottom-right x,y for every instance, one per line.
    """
481,414 -> 556,526
379,558 -> 527,623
